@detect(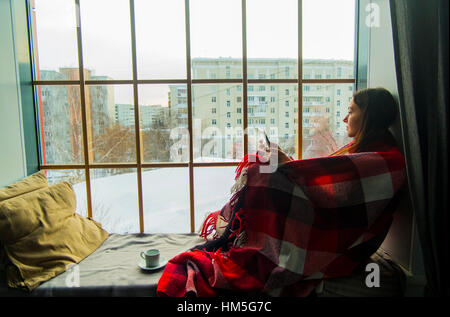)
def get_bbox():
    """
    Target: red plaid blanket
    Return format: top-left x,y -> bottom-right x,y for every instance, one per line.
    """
157,133 -> 406,297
